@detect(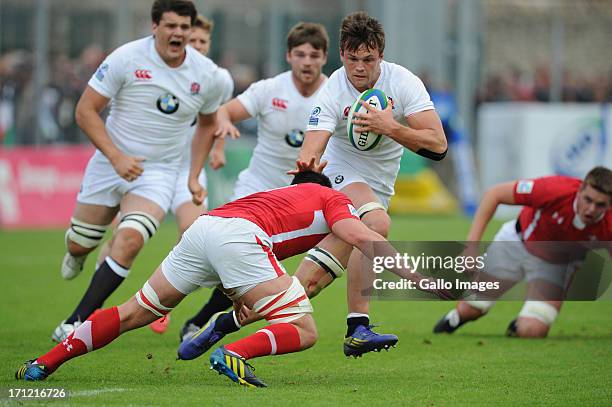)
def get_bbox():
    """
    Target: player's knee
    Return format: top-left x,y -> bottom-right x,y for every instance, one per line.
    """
66,217 -> 110,256
363,212 -> 391,237
300,325 -> 318,349
117,211 -> 160,245
516,301 -> 558,338
516,319 -> 550,338
461,300 -> 495,320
